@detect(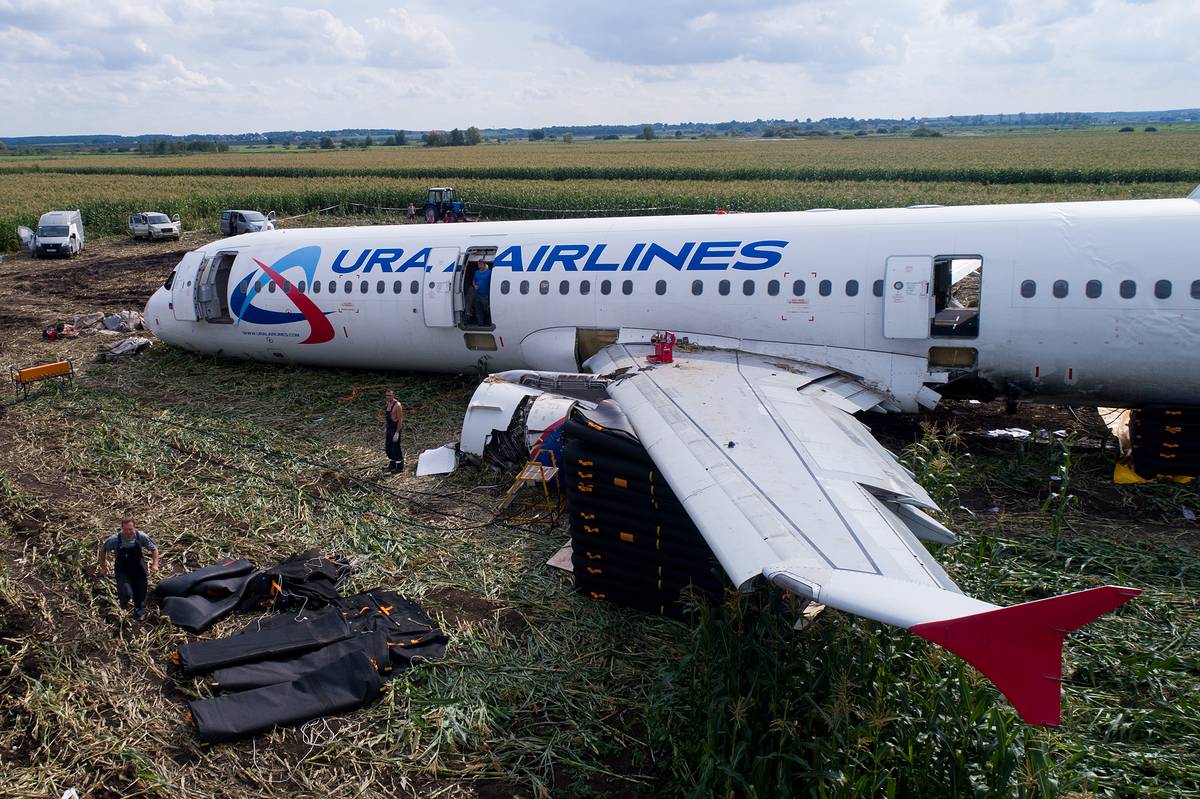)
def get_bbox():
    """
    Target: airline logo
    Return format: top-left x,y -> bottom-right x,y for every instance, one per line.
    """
230,245 -> 334,344
331,239 -> 788,274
